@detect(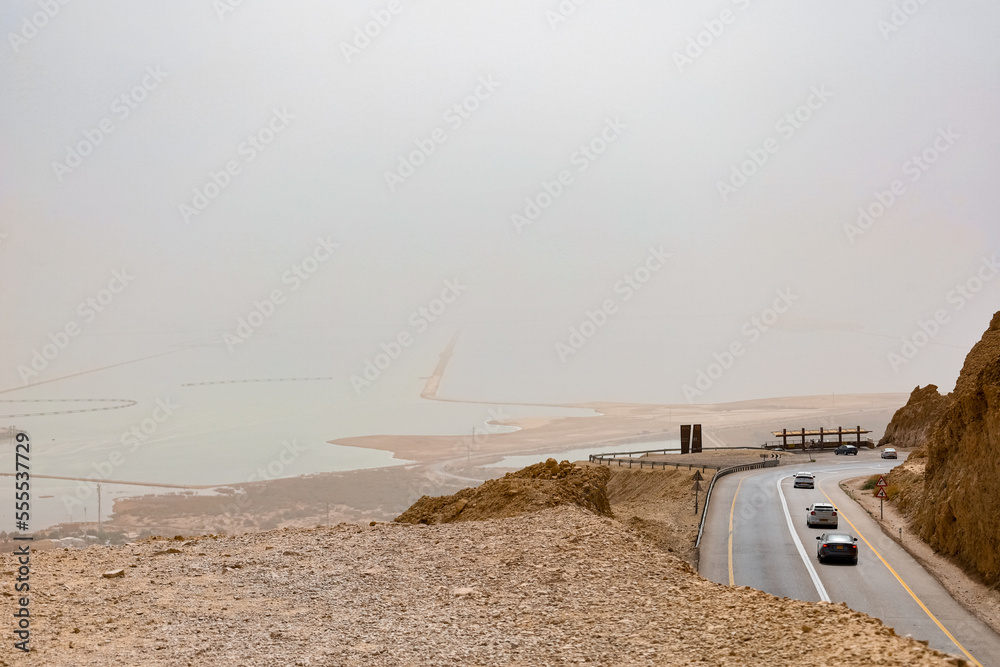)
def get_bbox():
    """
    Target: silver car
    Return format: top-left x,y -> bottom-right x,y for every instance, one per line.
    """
881,448 -> 897,459
806,502 -> 838,528
793,472 -> 815,489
